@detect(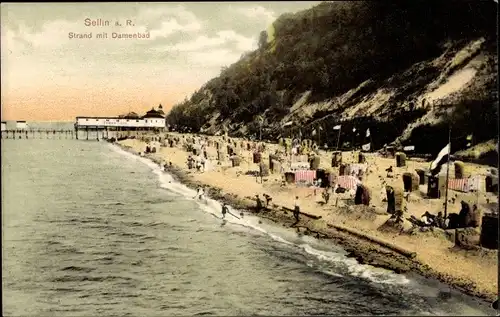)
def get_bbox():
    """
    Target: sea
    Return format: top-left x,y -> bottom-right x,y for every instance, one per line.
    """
1,122 -> 496,316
